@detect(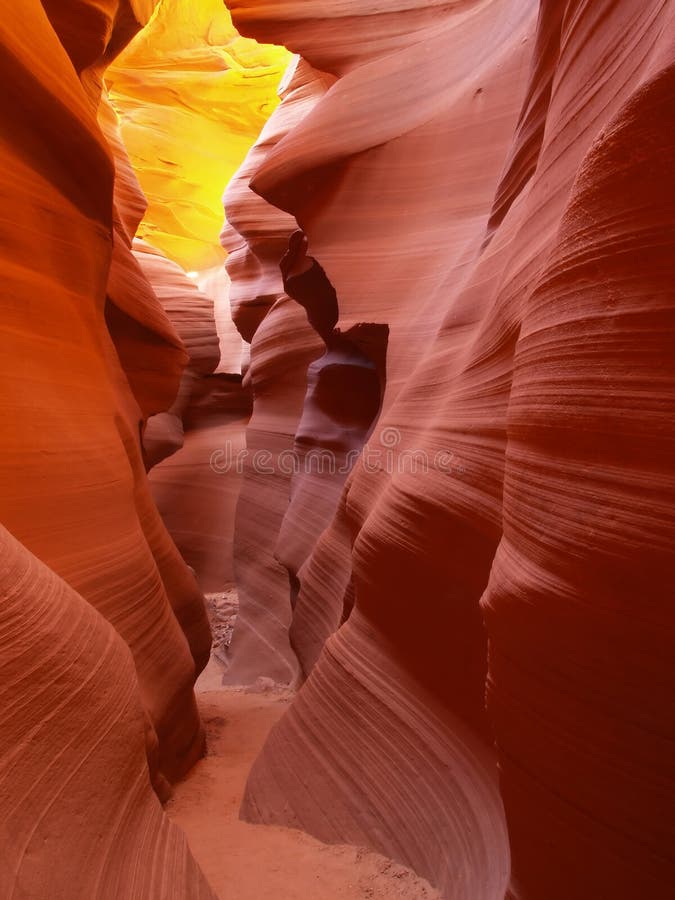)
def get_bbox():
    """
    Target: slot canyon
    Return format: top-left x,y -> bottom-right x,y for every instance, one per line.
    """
1,0 -> 675,897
